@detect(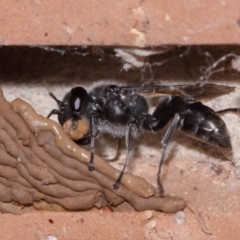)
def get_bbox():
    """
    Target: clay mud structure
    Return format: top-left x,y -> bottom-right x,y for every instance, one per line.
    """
0,87 -> 186,214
